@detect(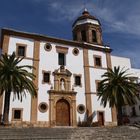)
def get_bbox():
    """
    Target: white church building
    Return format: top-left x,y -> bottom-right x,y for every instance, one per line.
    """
0,9 -> 140,127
